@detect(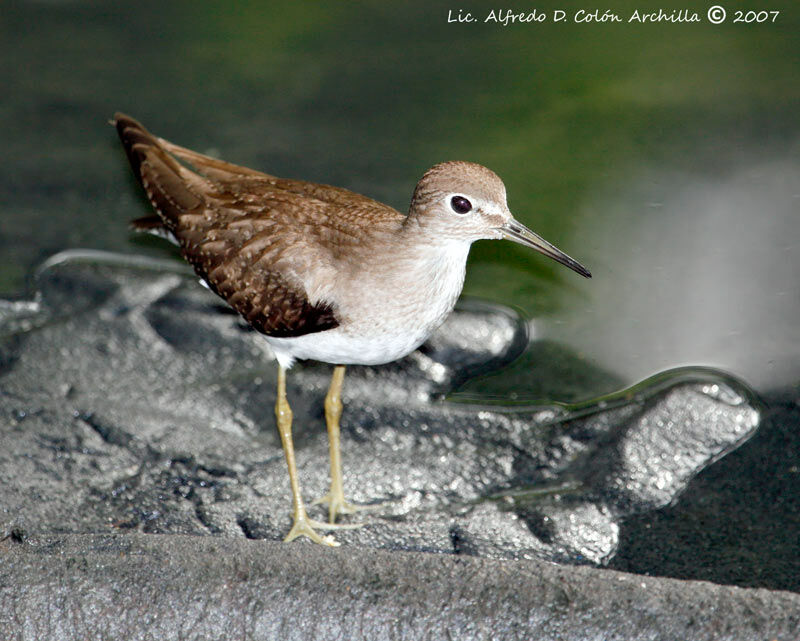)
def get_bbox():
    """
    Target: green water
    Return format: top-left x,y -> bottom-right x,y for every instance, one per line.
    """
1,0 -> 799,397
